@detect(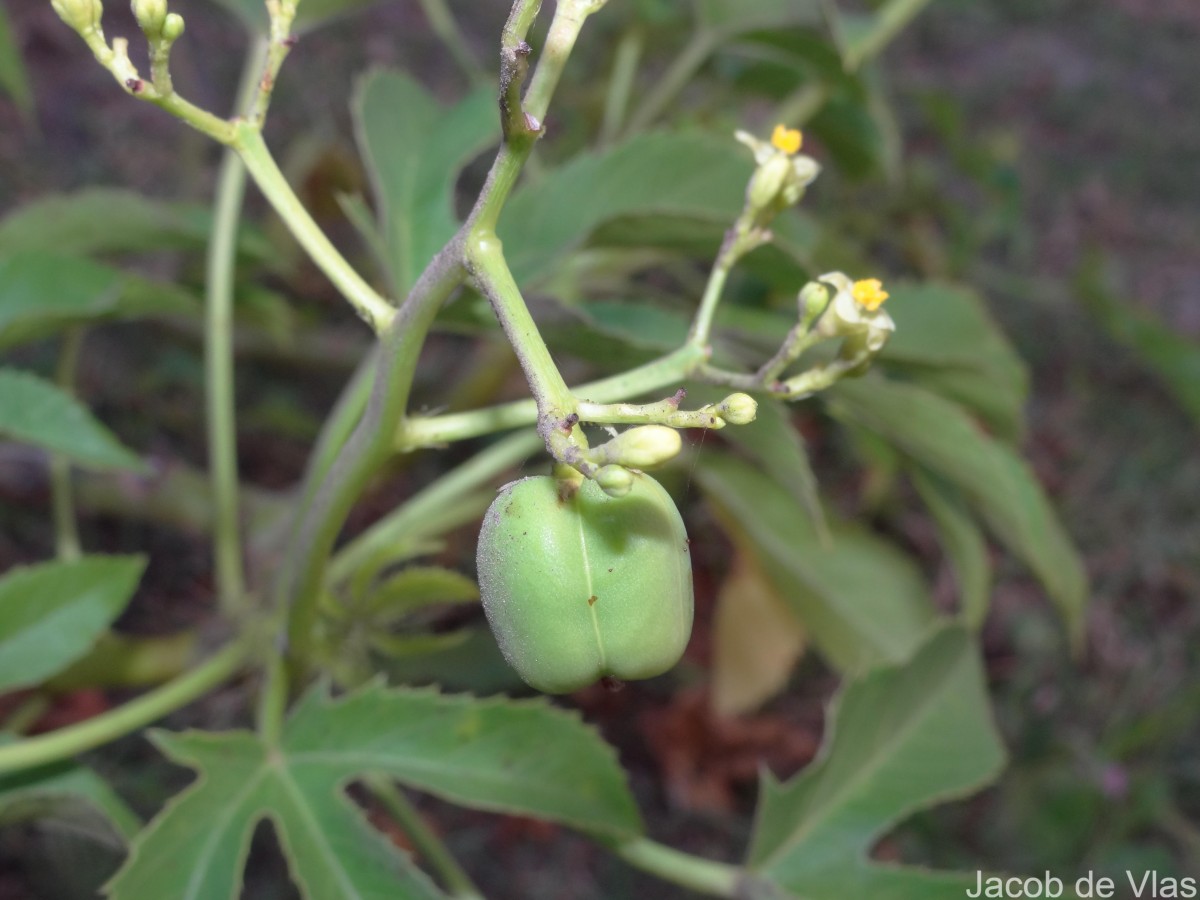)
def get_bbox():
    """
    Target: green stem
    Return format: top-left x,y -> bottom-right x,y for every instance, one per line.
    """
279,0 -> 604,665
840,0 -> 933,70
398,346 -> 704,448
366,777 -> 482,899
51,327 -> 84,562
686,260 -> 731,350
233,124 -> 394,333
206,42 -> 268,618
623,29 -> 715,136
248,0 -> 299,125
280,247 -> 465,663
256,643 -> 288,745
600,26 -> 643,145
417,0 -> 488,86
611,838 -> 743,898
328,431 -> 540,585
0,637 -> 253,774
466,234 -> 578,447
